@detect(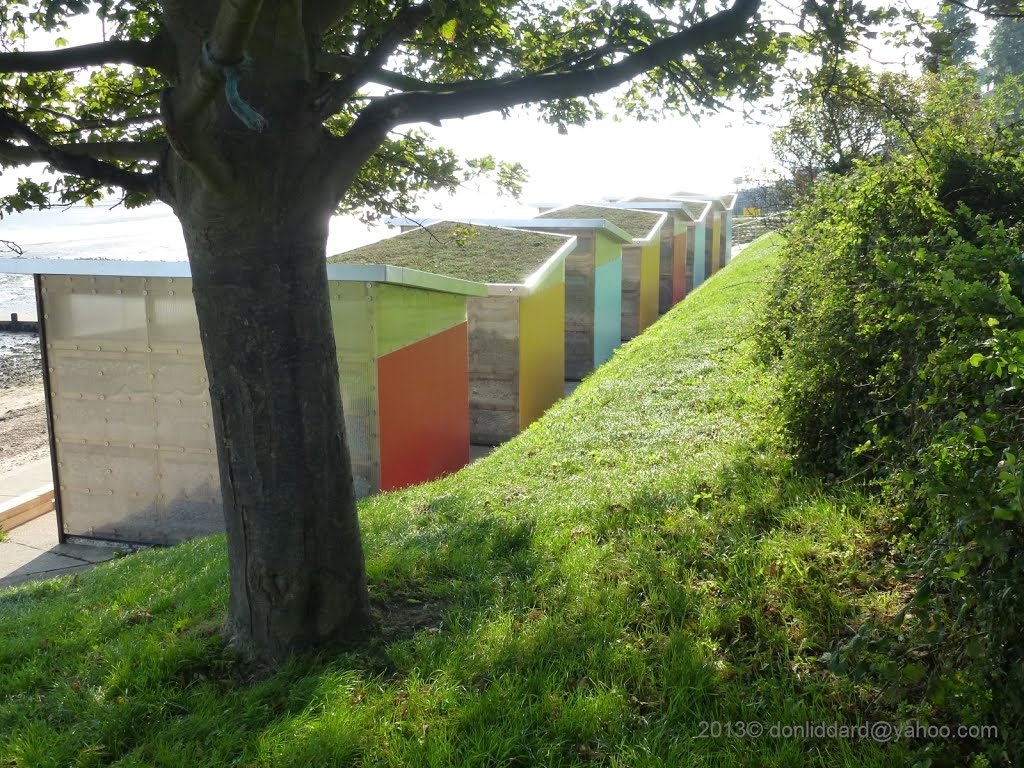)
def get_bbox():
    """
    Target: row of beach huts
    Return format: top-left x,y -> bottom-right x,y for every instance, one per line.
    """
0,192 -> 737,545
